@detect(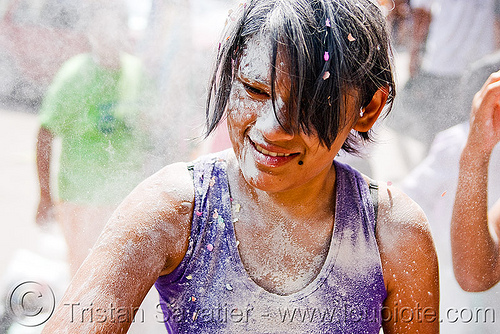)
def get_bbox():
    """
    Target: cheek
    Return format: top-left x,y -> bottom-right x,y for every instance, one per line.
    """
226,85 -> 260,135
